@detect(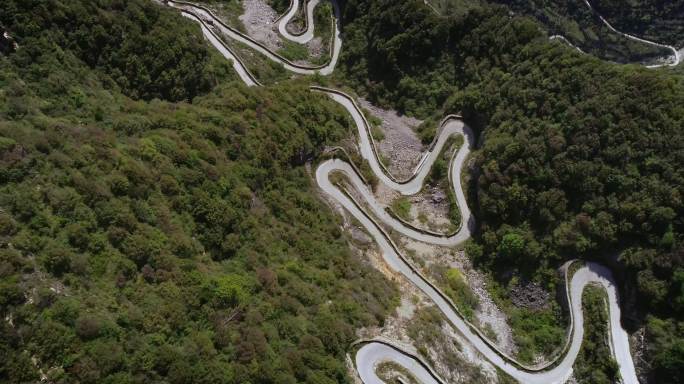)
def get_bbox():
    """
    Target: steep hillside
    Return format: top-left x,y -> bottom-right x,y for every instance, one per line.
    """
338,0 -> 684,381
592,0 -> 684,47
1,0 -> 683,383
0,1 -> 397,383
